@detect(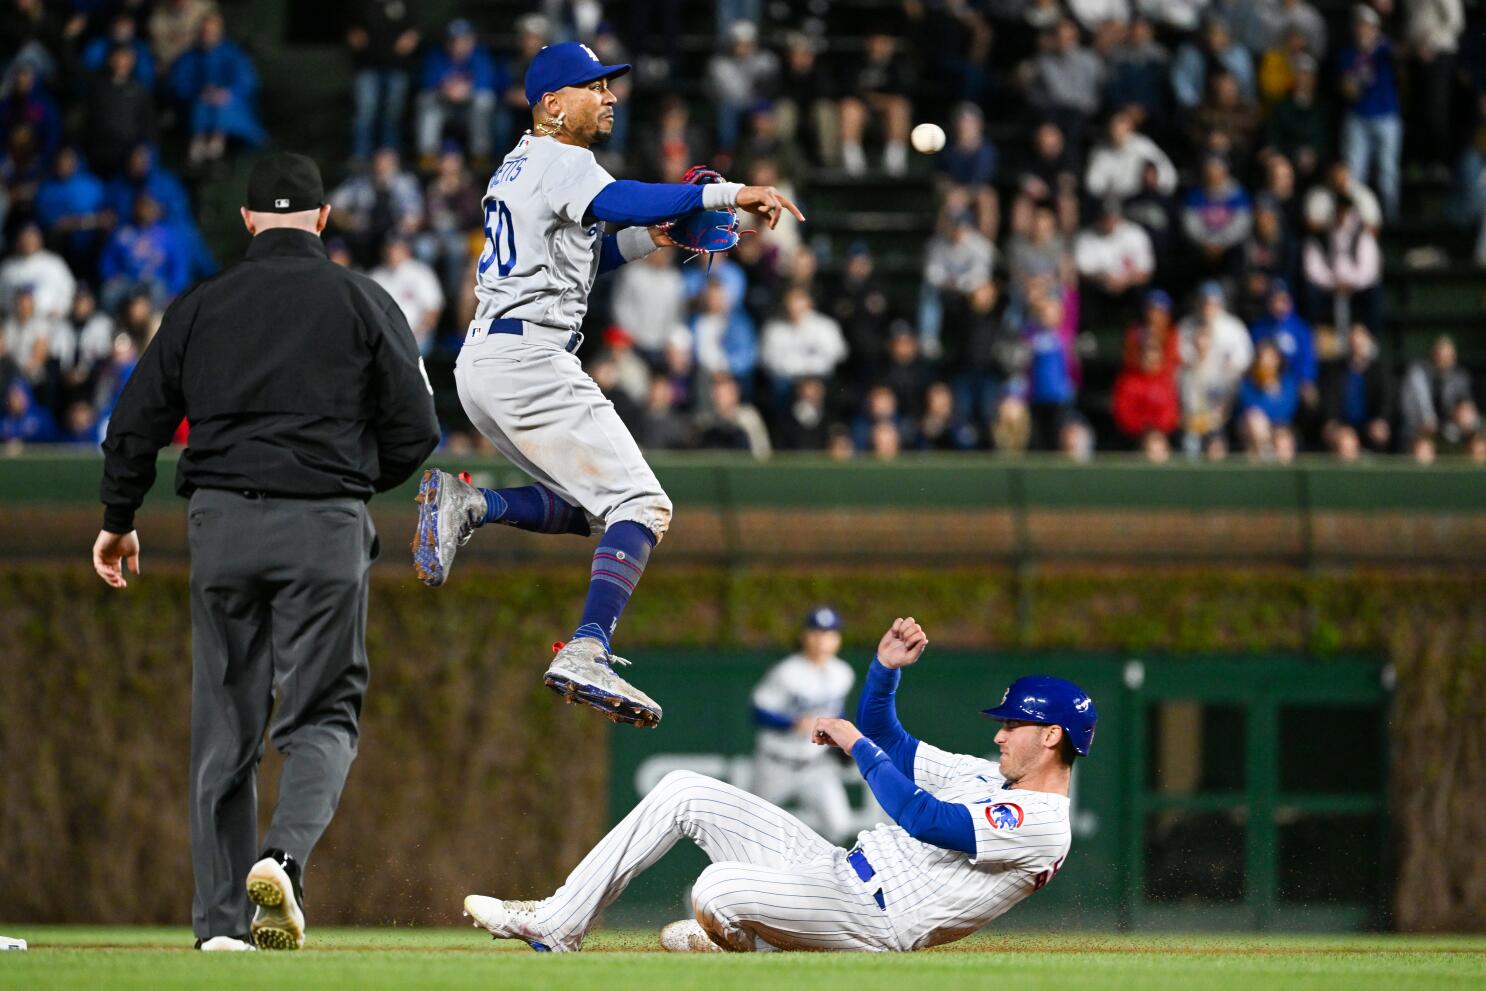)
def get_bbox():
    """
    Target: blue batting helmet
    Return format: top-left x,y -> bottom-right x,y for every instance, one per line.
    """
981,675 -> 1097,756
